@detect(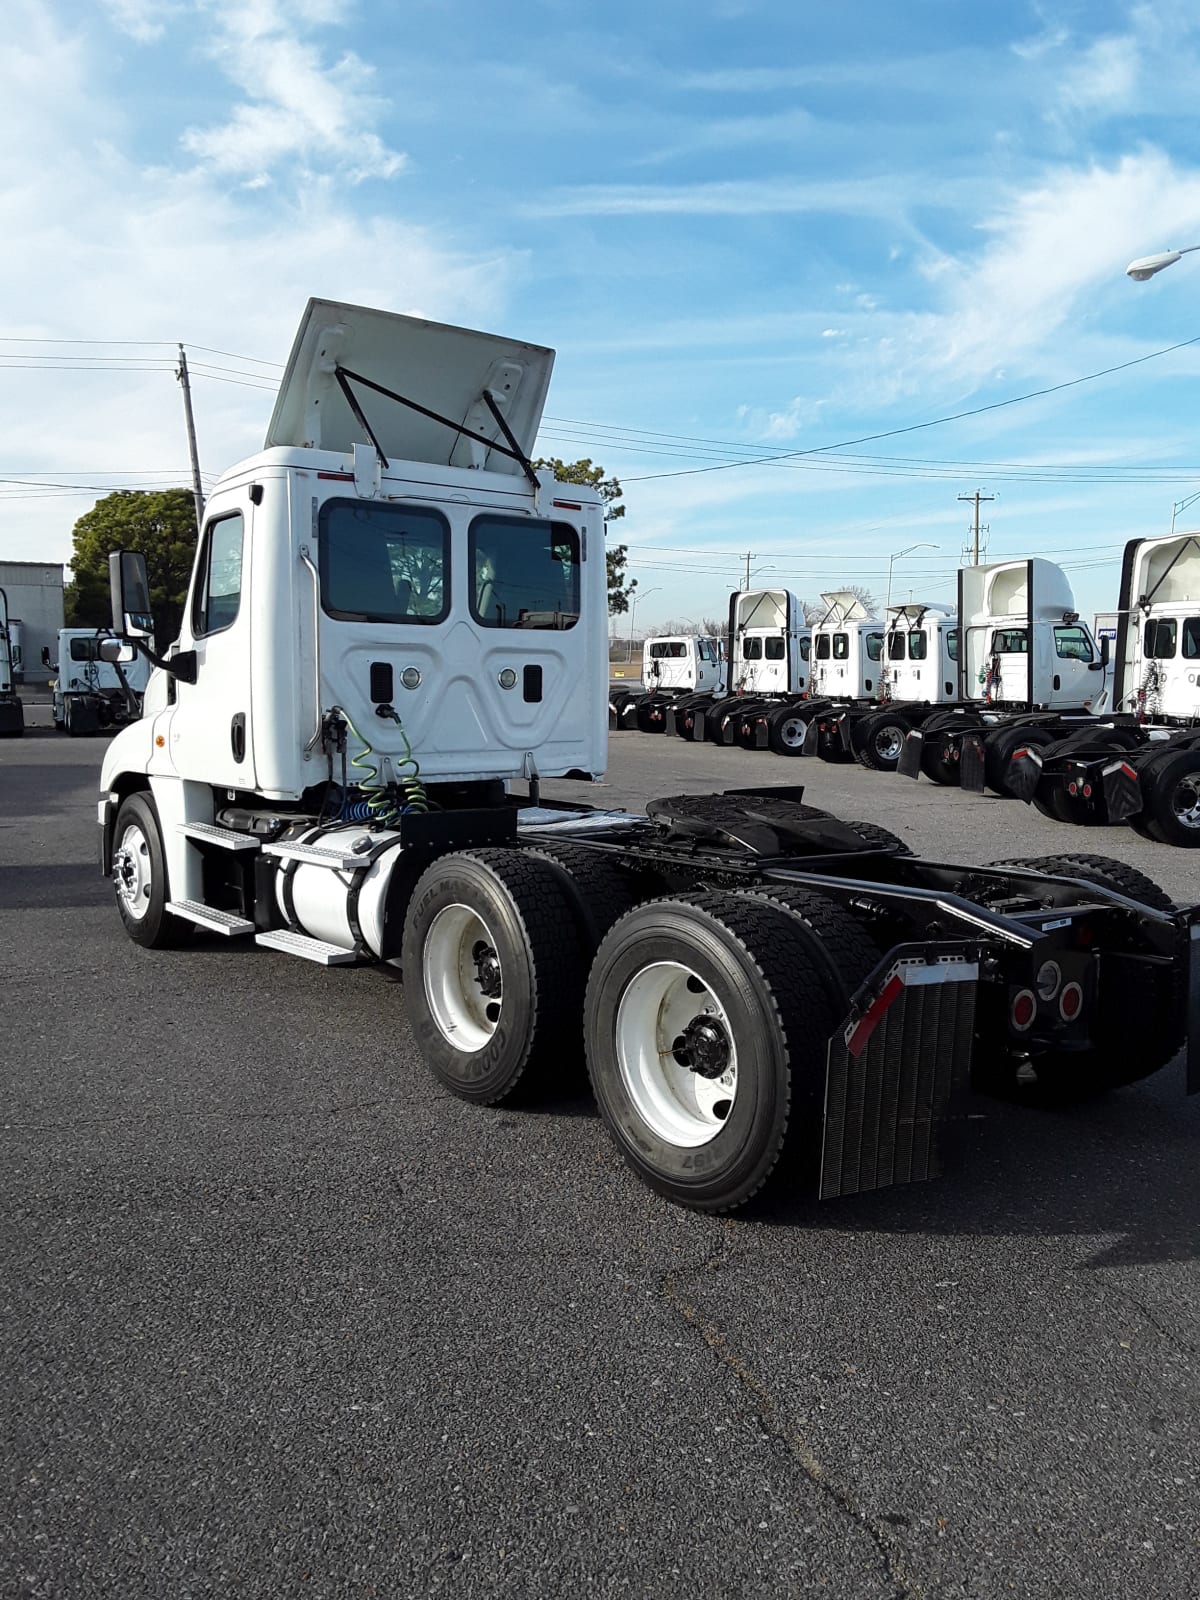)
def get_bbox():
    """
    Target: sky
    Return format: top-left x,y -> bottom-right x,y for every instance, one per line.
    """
6,0 -> 1200,631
